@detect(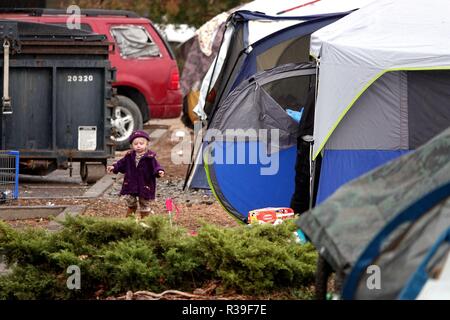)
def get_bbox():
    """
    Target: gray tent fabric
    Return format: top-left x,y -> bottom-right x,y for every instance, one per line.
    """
326,71 -> 409,150
326,69 -> 450,151
297,126 -> 450,279
210,85 -> 298,150
310,0 -> 450,159
209,63 -> 316,151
